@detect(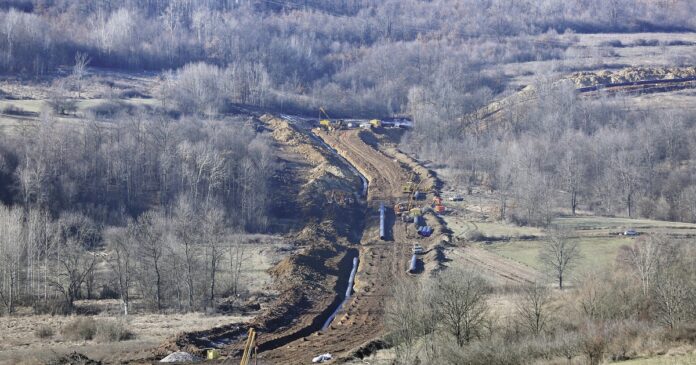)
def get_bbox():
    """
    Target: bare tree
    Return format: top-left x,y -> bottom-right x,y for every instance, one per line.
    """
202,204 -> 226,306
516,282 -> 552,336
385,278 -> 435,364
618,235 -> 663,296
0,204 -> 25,314
228,233 -> 247,297
173,197 -> 201,310
432,269 -> 489,346
50,213 -> 99,311
105,227 -> 134,315
539,228 -> 580,289
132,211 -> 167,311
72,52 -> 91,99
